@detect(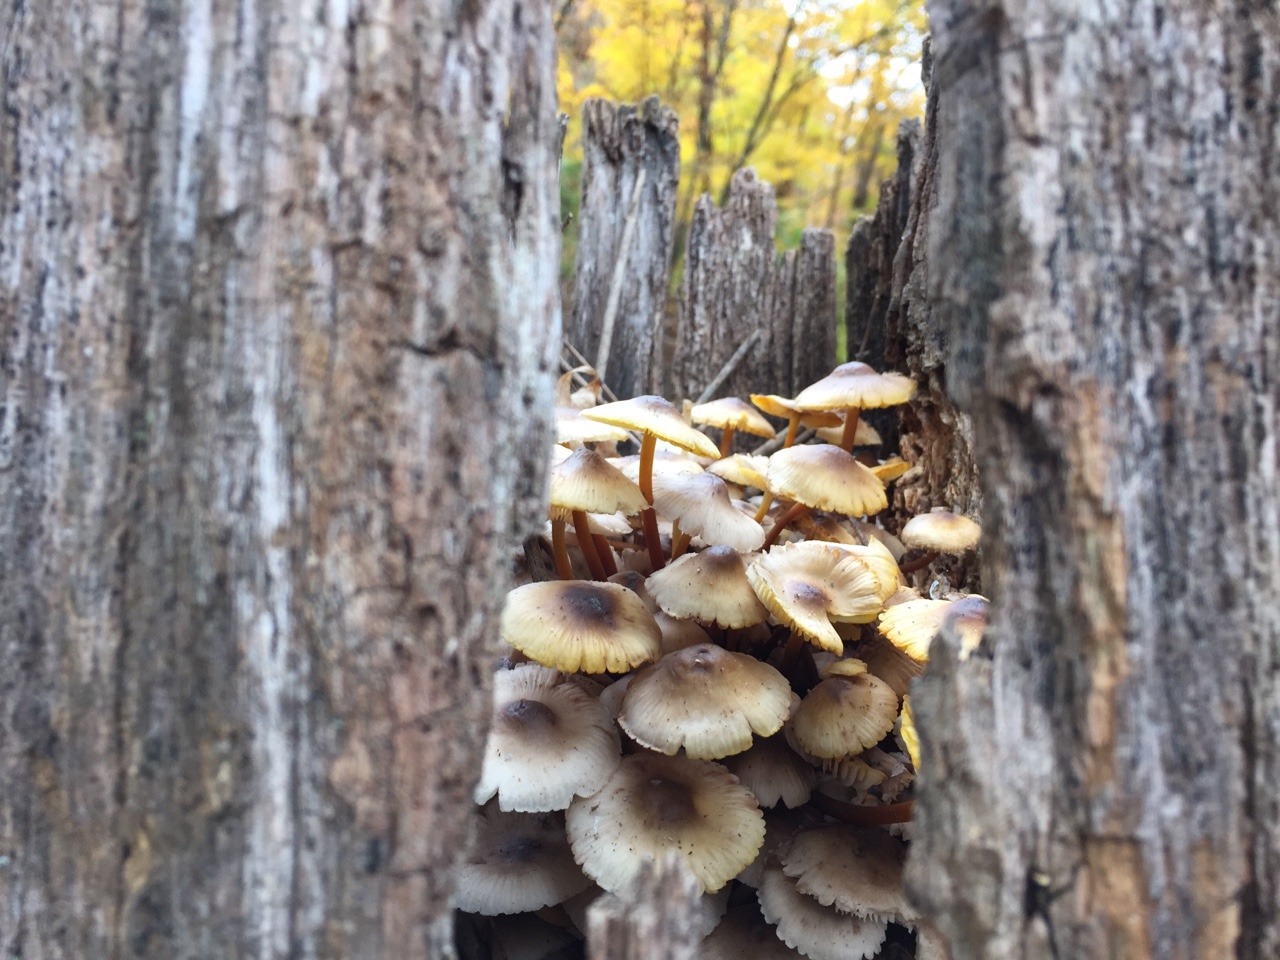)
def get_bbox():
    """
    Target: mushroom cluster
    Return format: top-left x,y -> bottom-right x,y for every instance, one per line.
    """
460,361 -> 985,960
